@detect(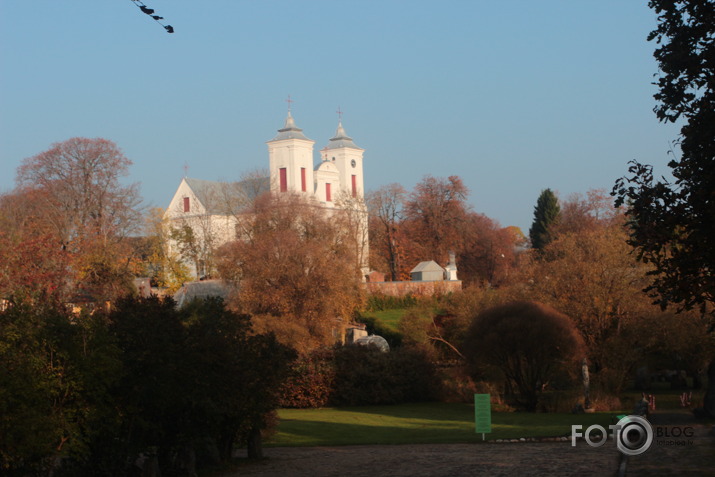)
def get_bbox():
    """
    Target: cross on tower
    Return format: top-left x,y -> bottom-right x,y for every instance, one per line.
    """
285,94 -> 294,112
183,162 -> 189,178
336,106 -> 343,121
